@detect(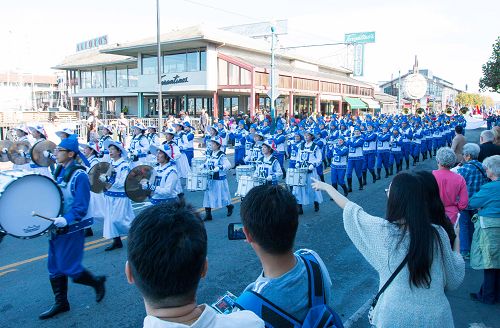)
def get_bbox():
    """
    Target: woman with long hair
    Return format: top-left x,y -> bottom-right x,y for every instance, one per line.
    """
312,172 -> 464,327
